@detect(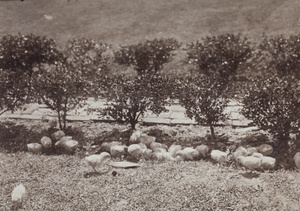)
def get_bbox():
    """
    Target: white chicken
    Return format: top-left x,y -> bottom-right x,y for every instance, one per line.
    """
236,156 -> 261,170
150,142 -> 168,152
100,141 -> 122,153
210,150 -> 228,164
233,146 -> 248,161
195,144 -> 210,158
261,156 -> 276,170
294,152 -> 300,169
110,145 -> 128,158
137,135 -> 156,147
11,184 -> 26,202
252,152 -> 264,158
246,147 -> 258,156
51,130 -> 65,141
176,147 -> 199,161
55,136 -> 78,152
48,117 -> 58,128
128,144 -> 144,159
27,143 -> 43,154
142,148 -> 153,160
40,136 -> 52,149
11,183 -> 26,210
153,151 -> 175,162
85,152 -> 111,172
129,130 -> 142,144
257,144 -> 273,156
168,144 -> 182,158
